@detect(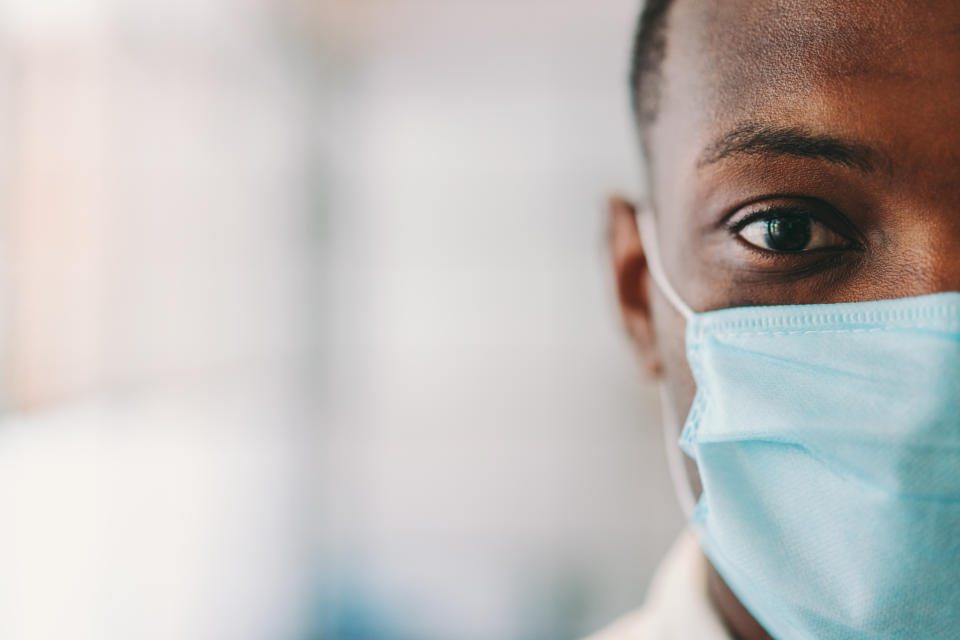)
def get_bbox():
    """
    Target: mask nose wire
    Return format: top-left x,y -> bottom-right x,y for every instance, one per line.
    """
636,210 -> 694,321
